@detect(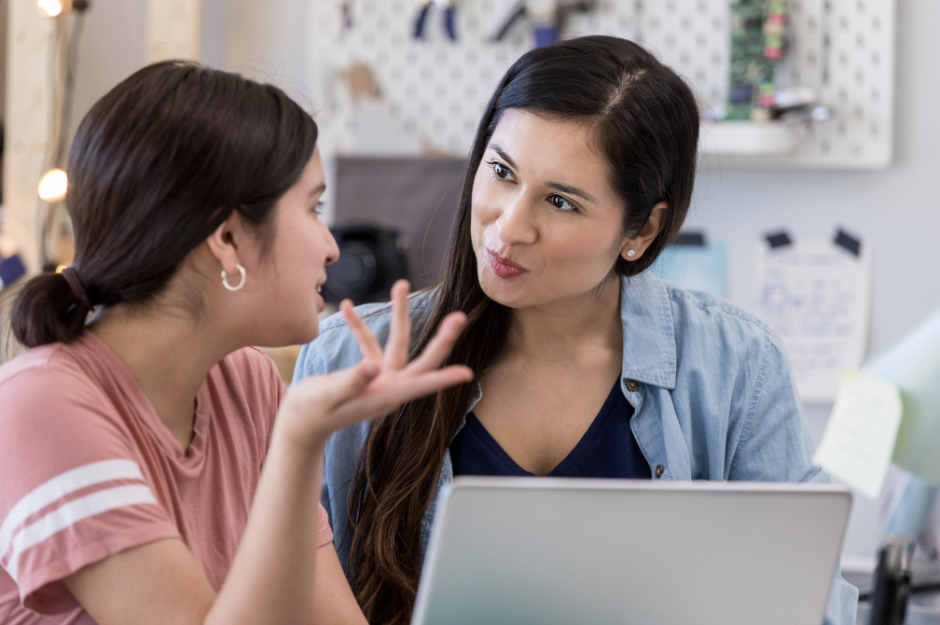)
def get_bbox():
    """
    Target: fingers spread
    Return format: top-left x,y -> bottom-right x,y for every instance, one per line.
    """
404,311 -> 467,375
383,280 -> 411,370
319,361 -> 380,407
337,365 -> 474,424
341,300 -> 384,362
